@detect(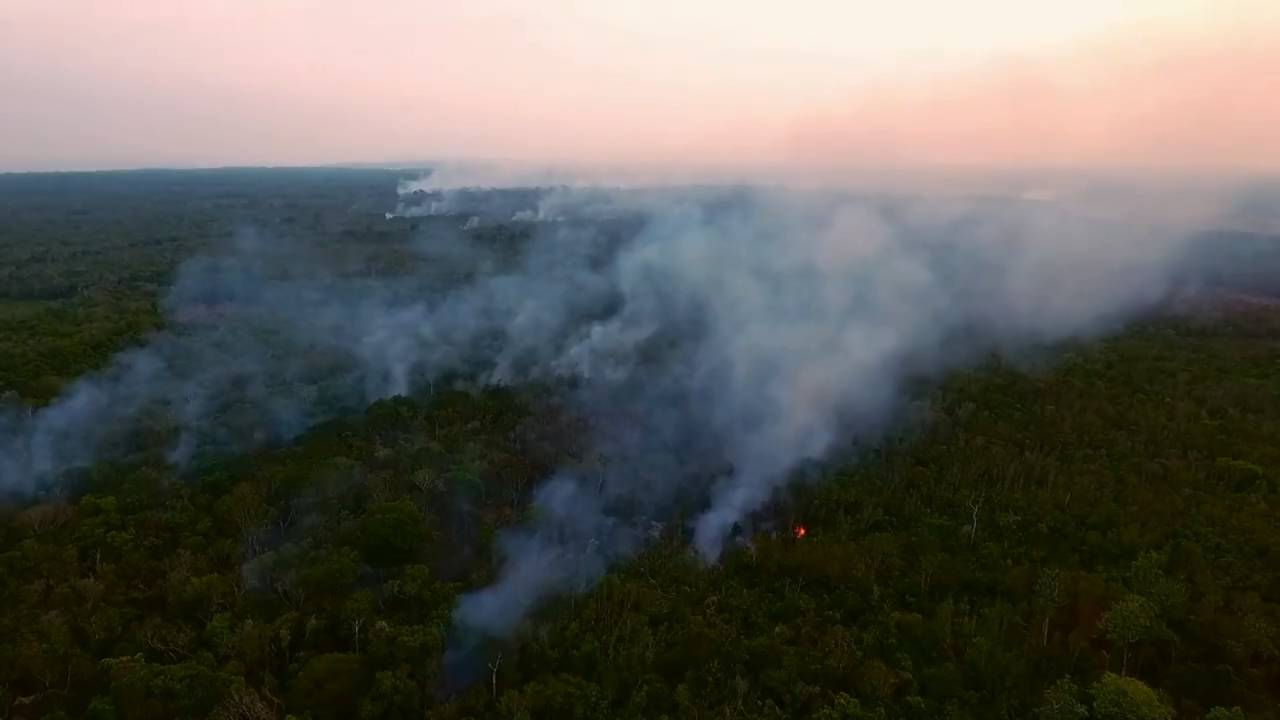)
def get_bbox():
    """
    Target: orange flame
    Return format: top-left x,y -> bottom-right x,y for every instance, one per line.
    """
793,524 -> 807,539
